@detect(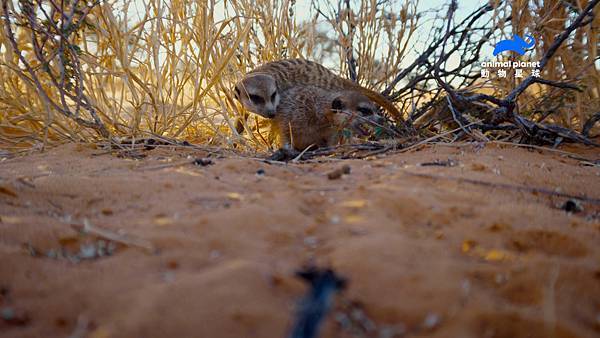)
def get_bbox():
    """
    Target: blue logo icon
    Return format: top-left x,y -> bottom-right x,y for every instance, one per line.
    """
493,35 -> 536,56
